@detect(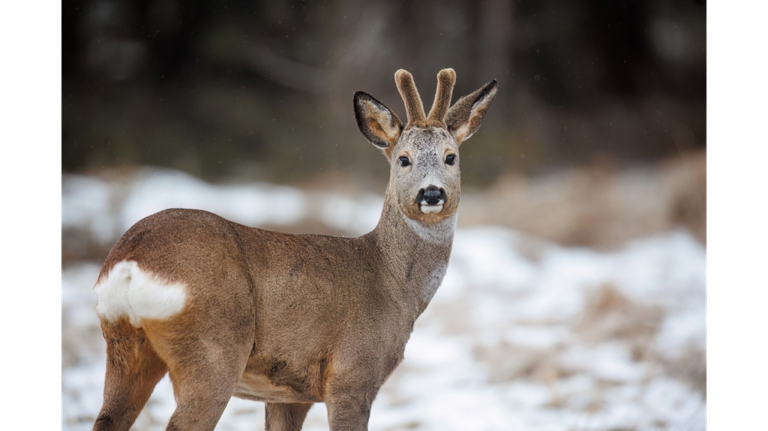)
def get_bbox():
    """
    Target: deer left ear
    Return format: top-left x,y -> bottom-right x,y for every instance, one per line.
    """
445,80 -> 498,145
354,91 -> 403,152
